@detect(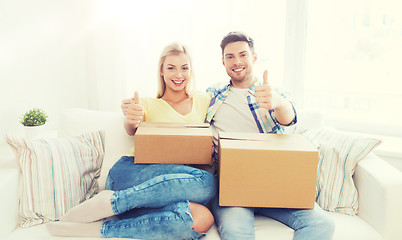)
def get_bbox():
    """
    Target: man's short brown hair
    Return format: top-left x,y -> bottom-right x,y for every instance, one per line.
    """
220,31 -> 255,56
